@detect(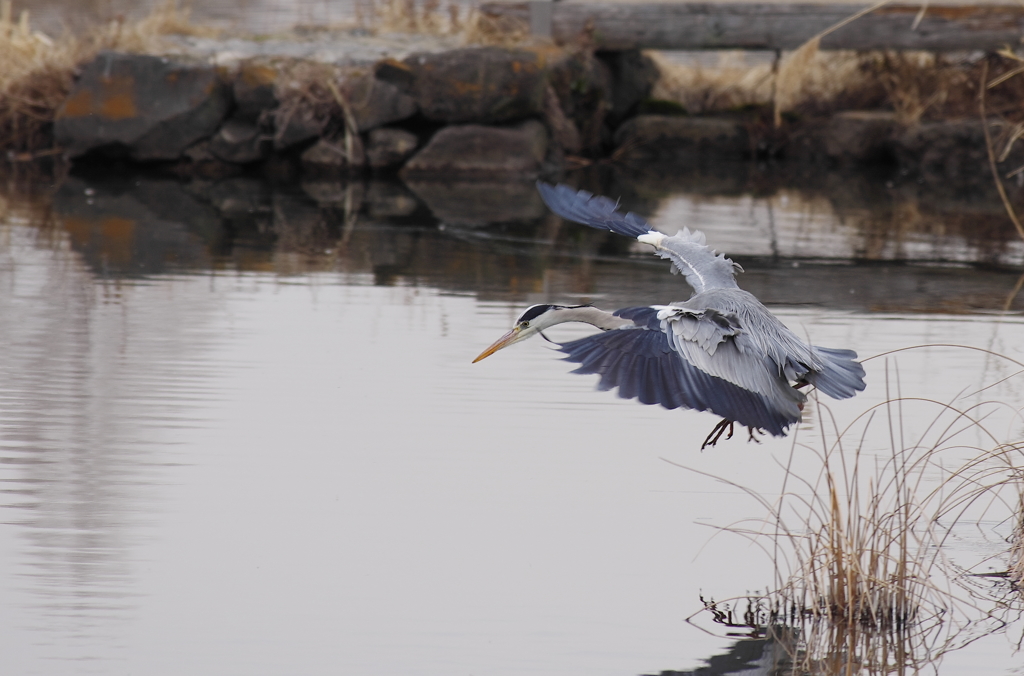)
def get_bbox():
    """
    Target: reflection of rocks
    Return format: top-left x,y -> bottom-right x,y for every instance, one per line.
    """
896,120 -> 1020,183
272,193 -> 334,253
190,177 -> 274,218
52,177 -> 217,274
55,52 -> 230,161
301,136 -> 366,175
819,111 -> 899,164
301,179 -> 365,209
402,121 -> 547,179
366,181 -> 419,218
404,179 -> 546,225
